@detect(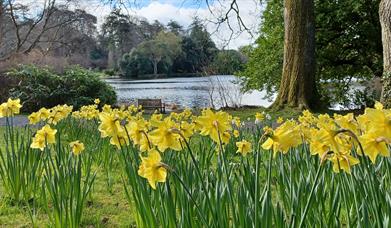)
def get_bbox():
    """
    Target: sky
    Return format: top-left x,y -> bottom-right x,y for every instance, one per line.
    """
78,0 -> 263,49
